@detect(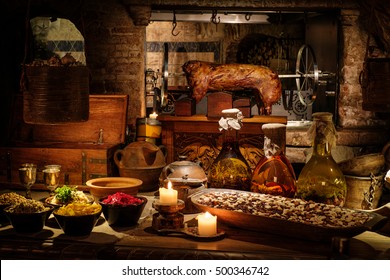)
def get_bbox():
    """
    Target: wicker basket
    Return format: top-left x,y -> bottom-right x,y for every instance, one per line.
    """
23,65 -> 89,124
